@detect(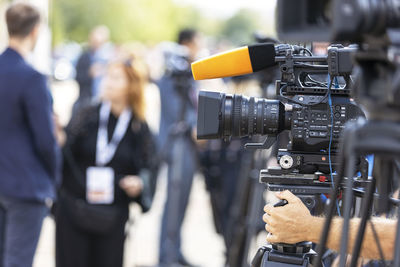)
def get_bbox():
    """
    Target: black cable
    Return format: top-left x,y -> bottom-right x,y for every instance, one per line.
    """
308,77 -> 329,86
305,75 -> 347,89
304,78 -> 326,87
279,84 -> 330,106
303,82 -> 321,87
296,62 -> 329,68
306,75 -> 328,87
299,47 -> 313,56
